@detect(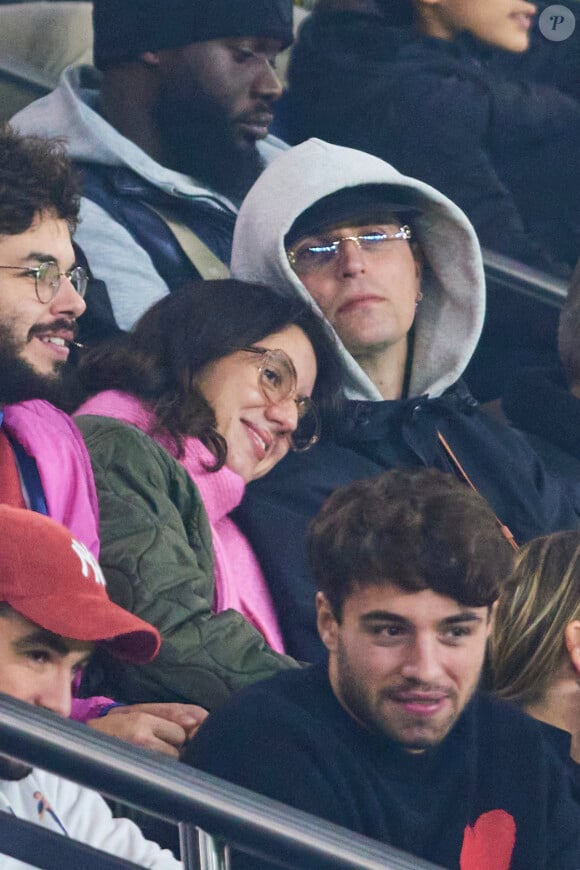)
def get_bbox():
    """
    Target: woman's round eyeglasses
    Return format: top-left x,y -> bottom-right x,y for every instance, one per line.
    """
243,346 -> 320,452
